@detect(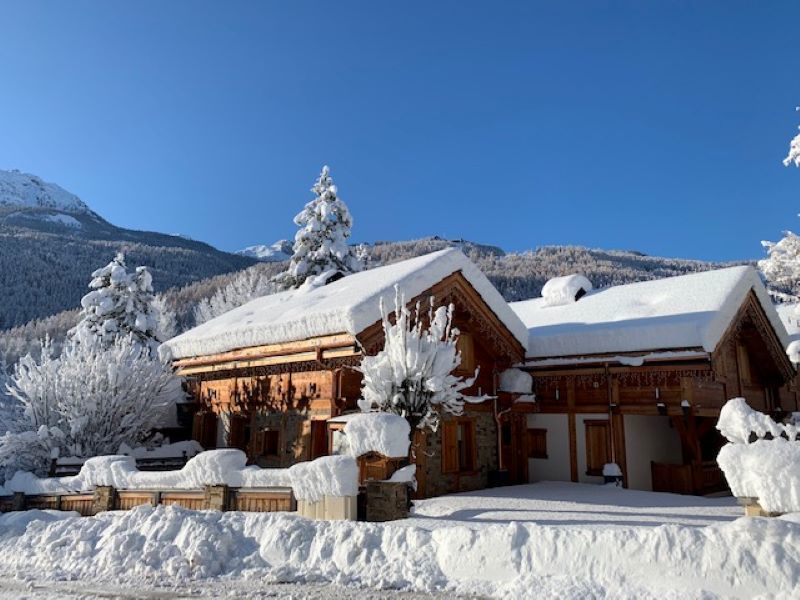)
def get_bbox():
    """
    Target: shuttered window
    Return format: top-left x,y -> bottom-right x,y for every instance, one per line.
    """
527,428 -> 548,459
584,420 -> 610,476
442,418 -> 476,473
